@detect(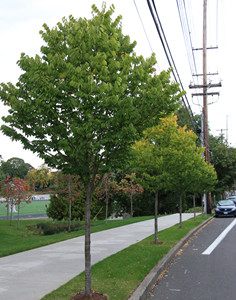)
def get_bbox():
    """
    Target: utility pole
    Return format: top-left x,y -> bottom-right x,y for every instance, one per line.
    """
203,0 -> 212,214
189,0 -> 221,214
203,0 -> 209,165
